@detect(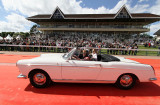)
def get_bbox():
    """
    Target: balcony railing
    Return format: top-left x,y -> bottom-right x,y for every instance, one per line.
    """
37,24 -> 149,29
